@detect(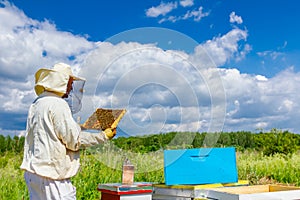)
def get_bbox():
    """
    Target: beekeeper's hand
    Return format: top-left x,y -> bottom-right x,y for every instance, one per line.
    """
80,125 -> 87,130
104,127 -> 117,140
